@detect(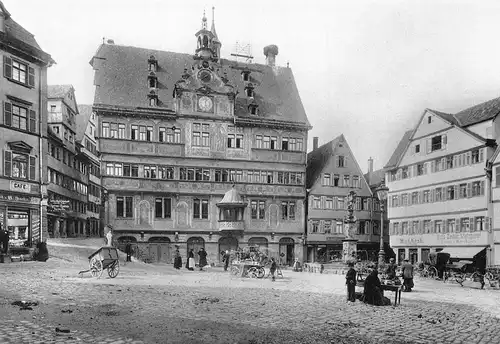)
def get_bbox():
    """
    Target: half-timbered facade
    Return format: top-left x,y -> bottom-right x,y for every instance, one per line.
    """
91,12 -> 310,265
